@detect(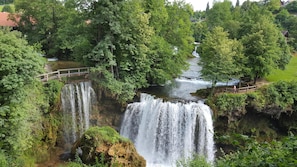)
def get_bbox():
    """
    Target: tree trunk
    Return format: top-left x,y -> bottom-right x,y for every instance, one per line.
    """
210,81 -> 217,97
253,72 -> 258,85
